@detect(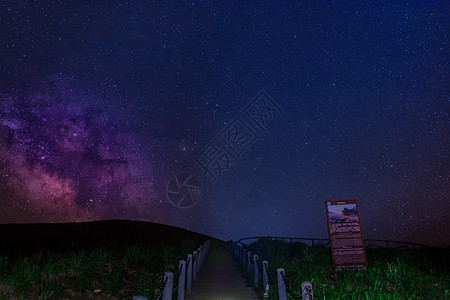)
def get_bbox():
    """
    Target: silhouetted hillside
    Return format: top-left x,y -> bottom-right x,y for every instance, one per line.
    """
342,207 -> 358,217
0,219 -> 218,254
